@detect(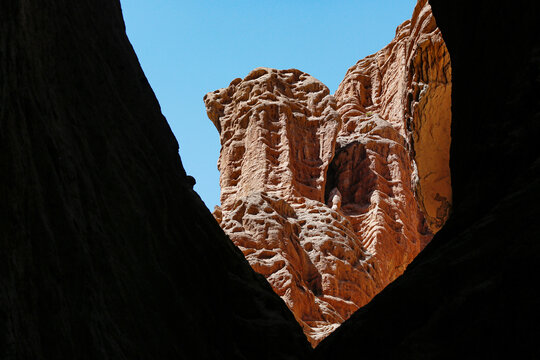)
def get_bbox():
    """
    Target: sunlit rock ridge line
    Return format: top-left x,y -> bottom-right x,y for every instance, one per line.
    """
205,0 -> 451,345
